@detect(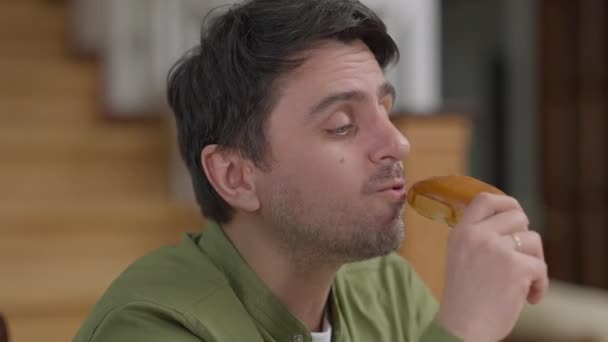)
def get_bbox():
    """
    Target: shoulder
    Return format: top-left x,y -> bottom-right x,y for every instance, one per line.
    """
103,233 -> 228,311
74,234 -> 228,341
74,301 -> 204,342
